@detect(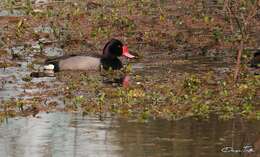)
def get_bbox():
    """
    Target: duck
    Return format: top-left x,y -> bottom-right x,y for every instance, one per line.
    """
251,50 -> 260,68
43,39 -> 135,72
